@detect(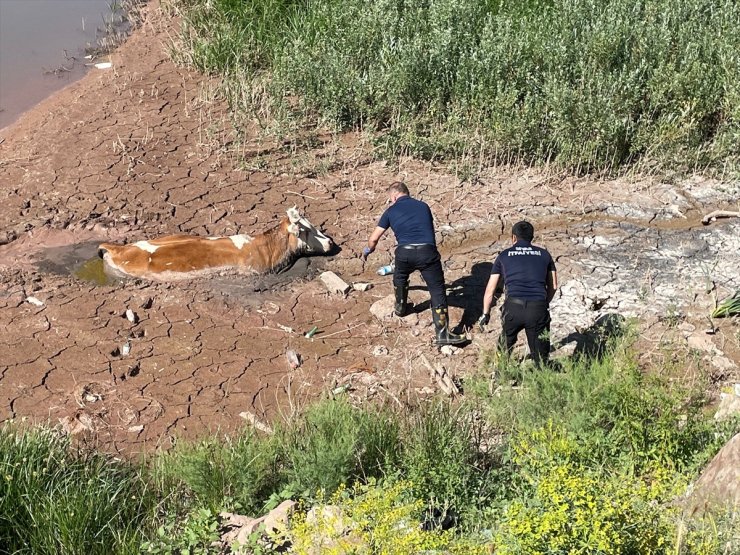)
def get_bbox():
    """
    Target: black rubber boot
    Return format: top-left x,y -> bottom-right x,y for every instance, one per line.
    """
394,284 -> 409,317
432,307 -> 466,346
